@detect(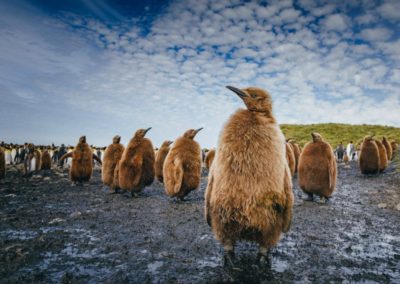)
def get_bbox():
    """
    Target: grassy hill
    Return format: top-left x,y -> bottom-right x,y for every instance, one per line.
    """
280,123 -> 400,147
